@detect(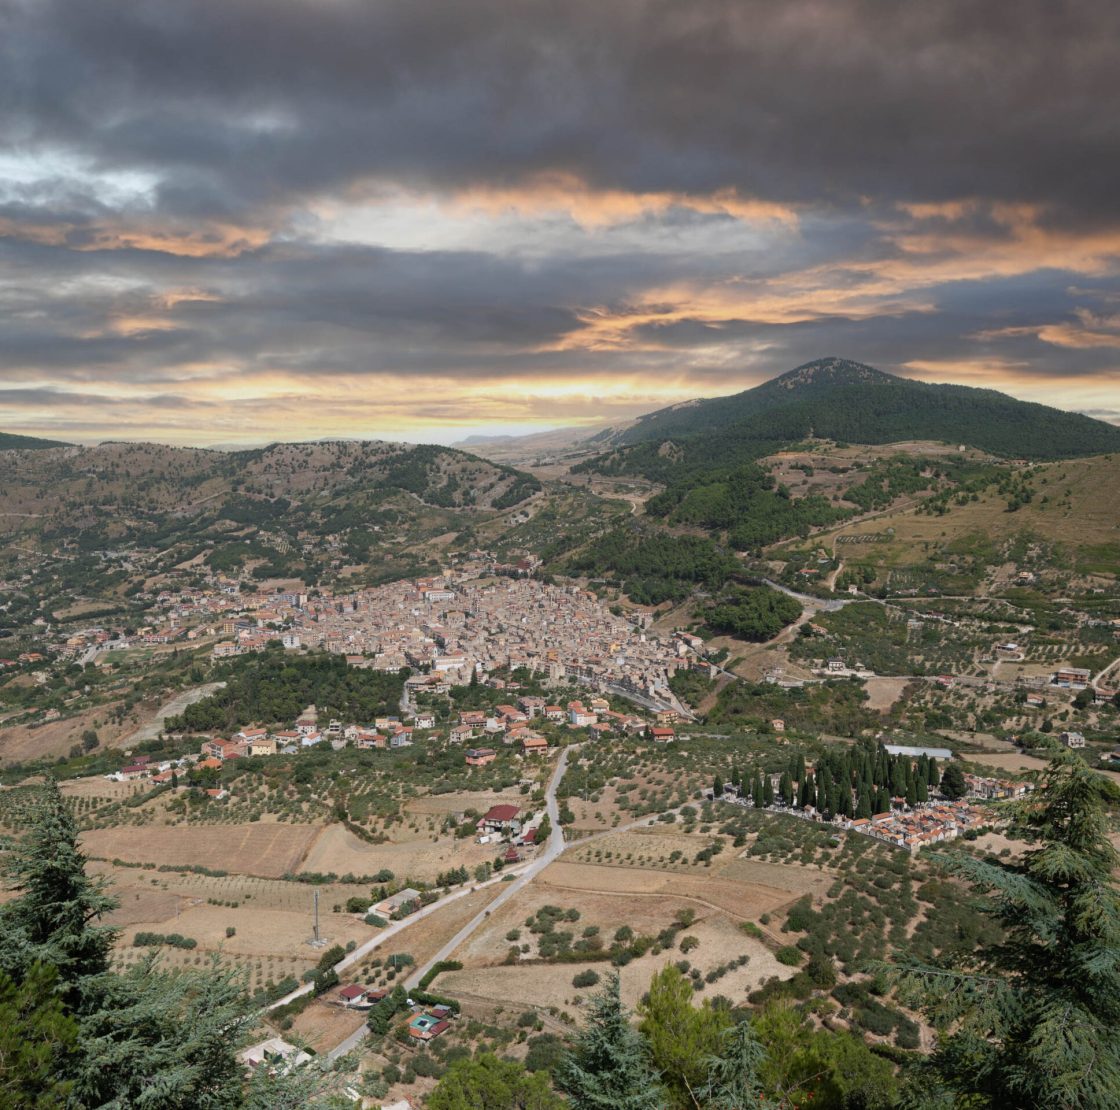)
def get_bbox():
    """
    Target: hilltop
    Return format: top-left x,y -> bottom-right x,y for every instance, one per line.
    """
582,358 -> 1120,480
